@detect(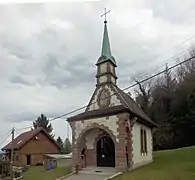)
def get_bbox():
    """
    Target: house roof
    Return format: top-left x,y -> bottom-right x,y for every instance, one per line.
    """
2,127 -> 60,151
